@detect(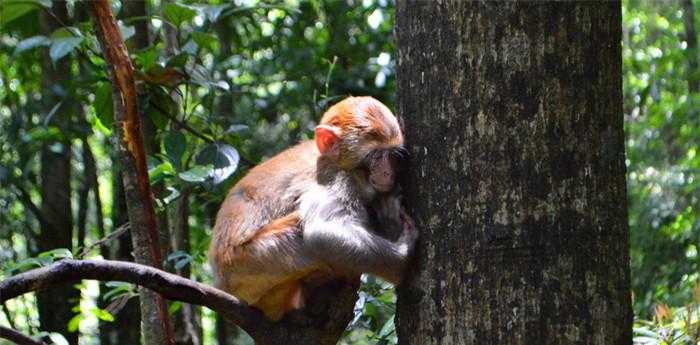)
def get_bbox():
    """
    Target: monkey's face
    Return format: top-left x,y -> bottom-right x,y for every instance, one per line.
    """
359,146 -> 408,193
